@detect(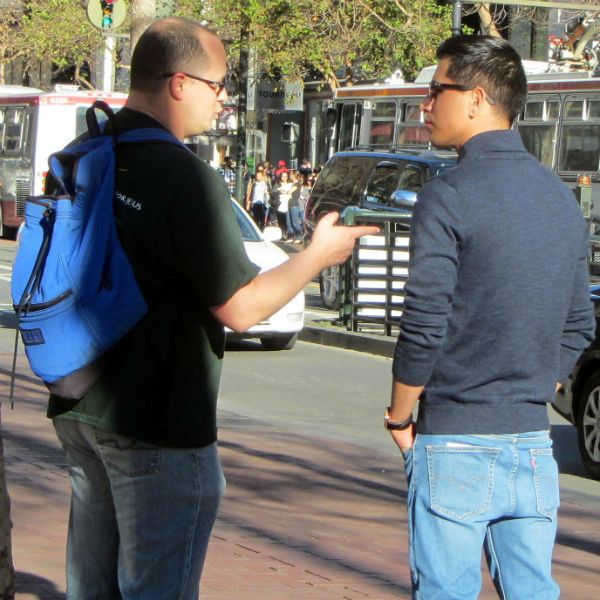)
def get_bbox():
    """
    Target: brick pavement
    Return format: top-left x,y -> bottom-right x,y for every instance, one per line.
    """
2,356 -> 600,599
